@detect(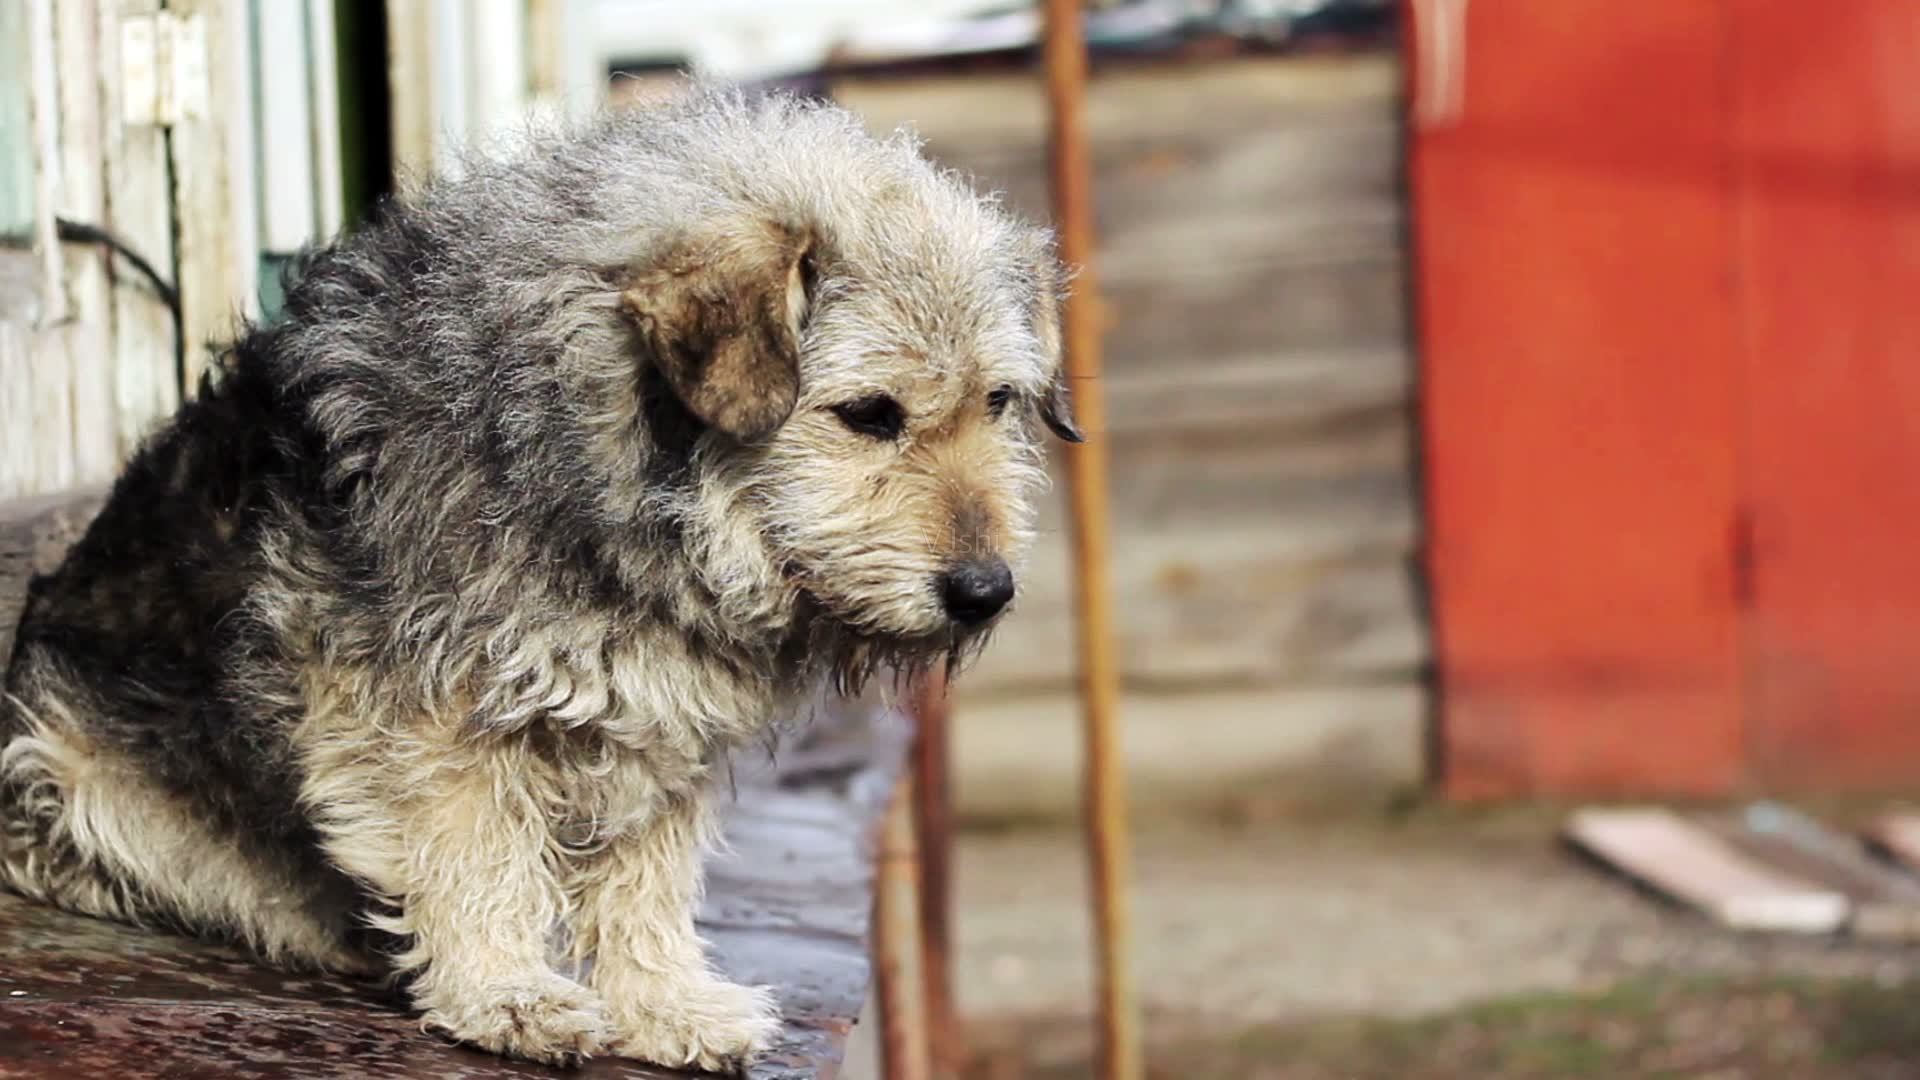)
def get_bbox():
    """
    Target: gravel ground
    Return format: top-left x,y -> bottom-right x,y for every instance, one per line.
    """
953,815 -> 1920,1037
